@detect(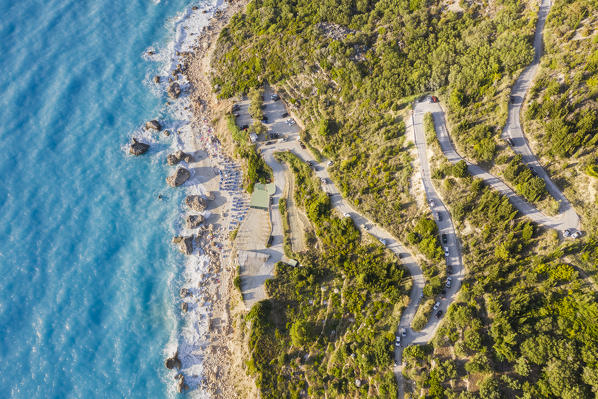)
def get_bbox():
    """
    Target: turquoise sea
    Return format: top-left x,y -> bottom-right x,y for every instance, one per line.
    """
0,0 -> 215,397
